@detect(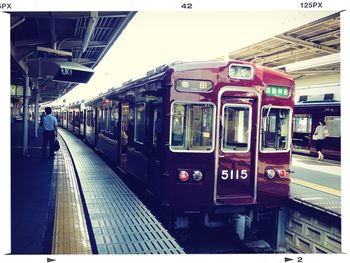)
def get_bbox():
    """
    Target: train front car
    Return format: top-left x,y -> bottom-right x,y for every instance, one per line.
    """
162,60 -> 294,230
